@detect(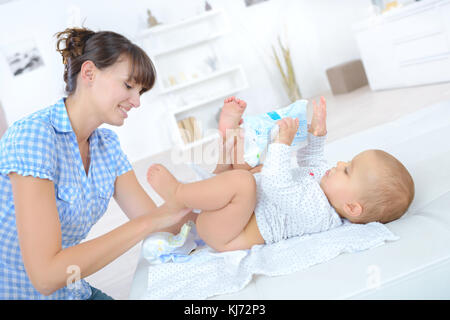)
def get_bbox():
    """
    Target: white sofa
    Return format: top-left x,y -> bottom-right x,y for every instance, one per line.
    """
129,100 -> 450,299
